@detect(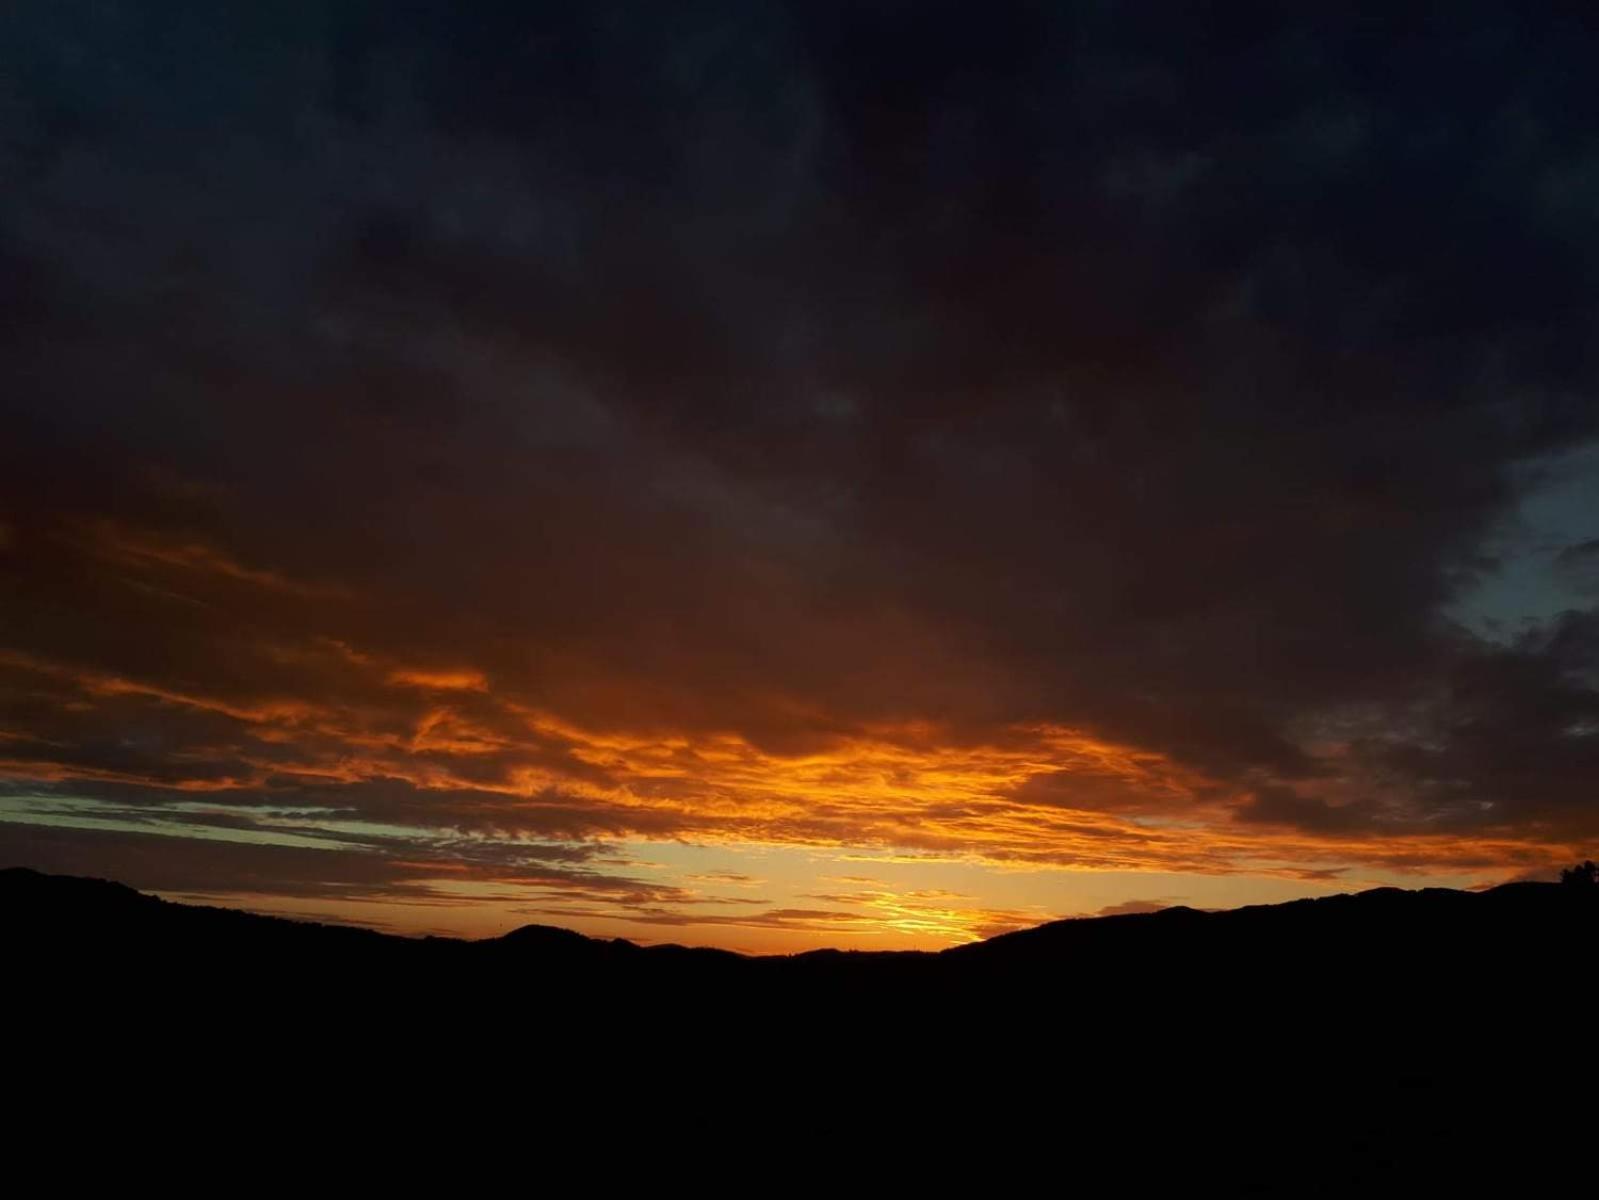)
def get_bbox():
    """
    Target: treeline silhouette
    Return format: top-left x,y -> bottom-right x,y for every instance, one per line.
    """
1562,858 -> 1598,886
